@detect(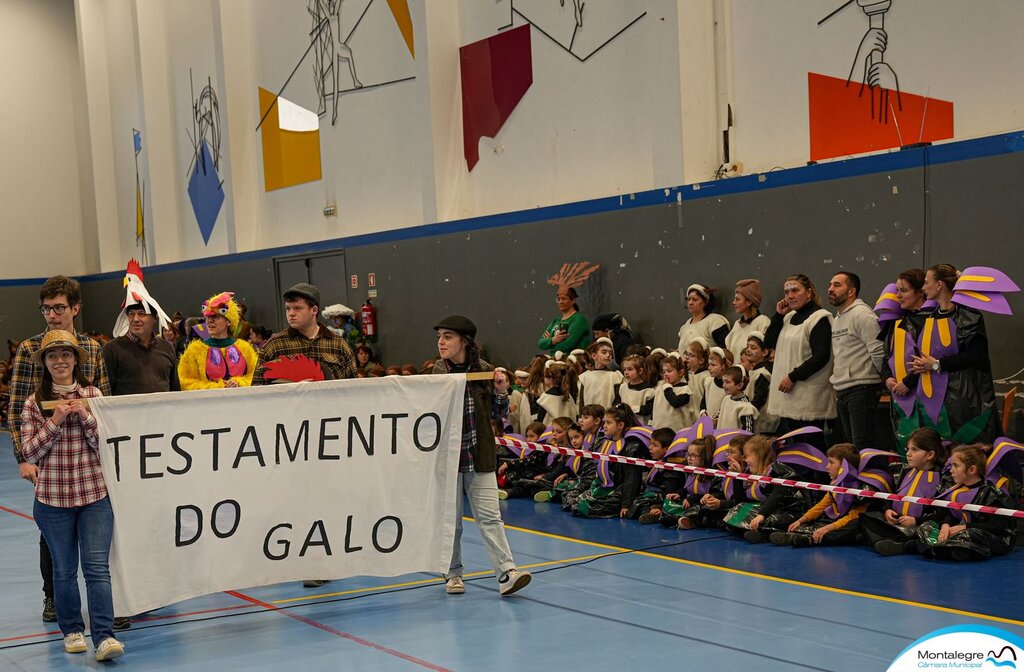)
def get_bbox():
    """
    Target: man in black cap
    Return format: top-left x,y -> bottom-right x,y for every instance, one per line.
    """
252,282 -> 356,385
431,315 -> 531,597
